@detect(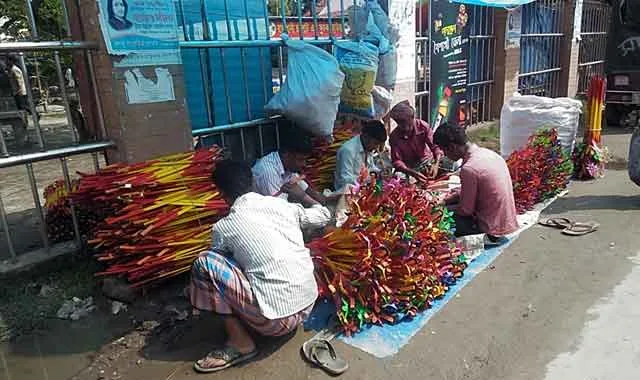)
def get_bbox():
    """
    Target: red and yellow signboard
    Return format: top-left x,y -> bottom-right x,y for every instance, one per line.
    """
270,18 -> 346,38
